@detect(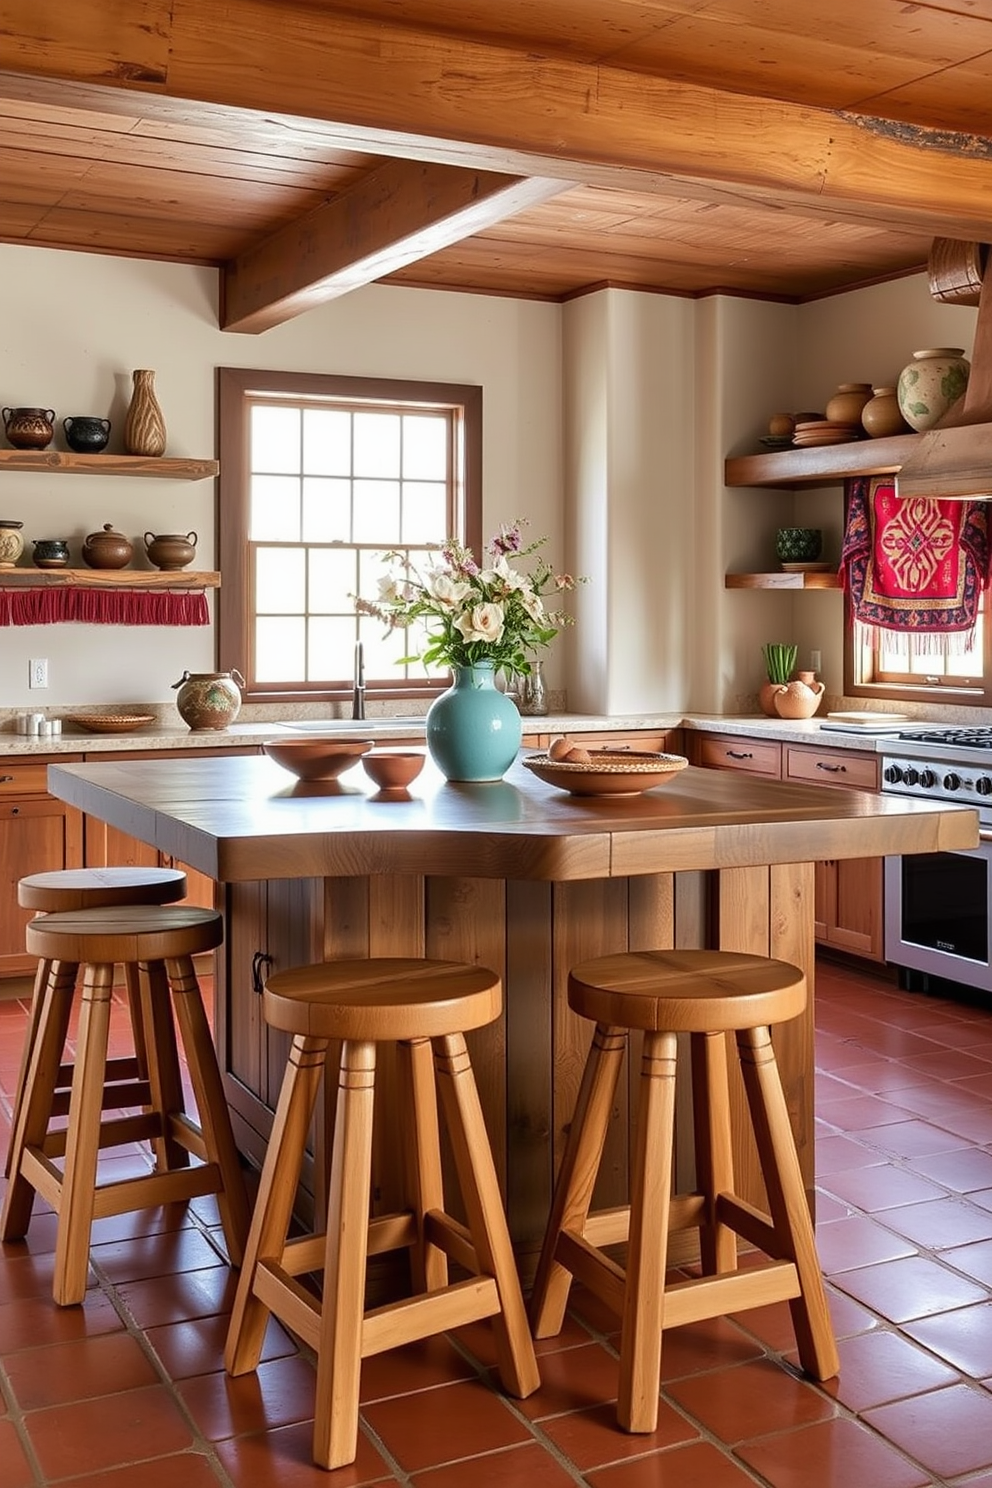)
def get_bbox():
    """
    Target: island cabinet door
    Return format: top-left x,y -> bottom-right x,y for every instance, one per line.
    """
0,787 -> 84,977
